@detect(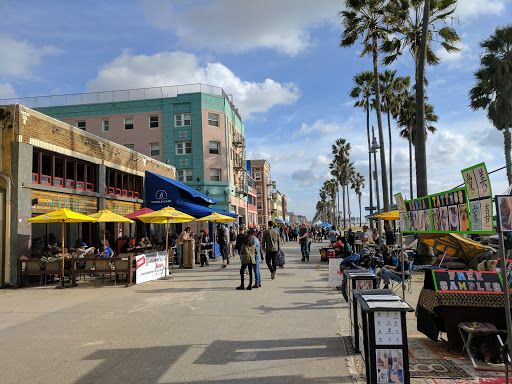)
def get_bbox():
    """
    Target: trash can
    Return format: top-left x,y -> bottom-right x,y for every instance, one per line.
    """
182,239 -> 195,268
344,269 -> 380,352
353,289 -> 414,384
320,247 -> 329,262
